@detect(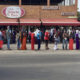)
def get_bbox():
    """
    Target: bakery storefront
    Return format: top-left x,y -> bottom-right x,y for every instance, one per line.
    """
0,0 -> 80,31
0,6 -> 41,32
